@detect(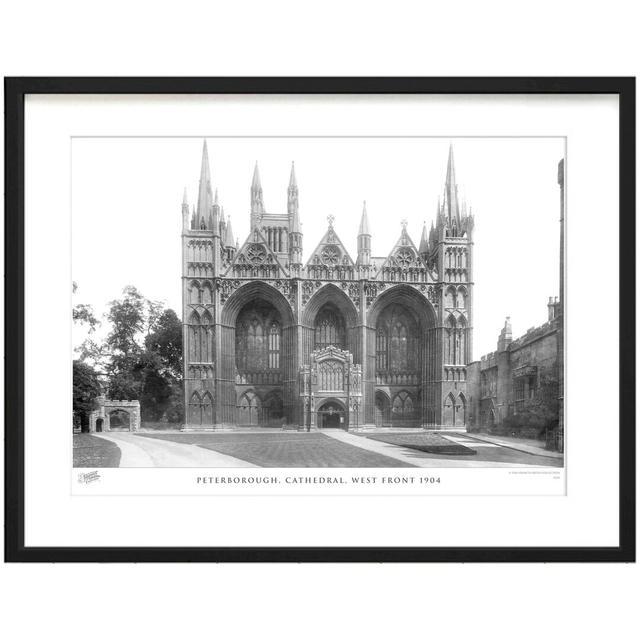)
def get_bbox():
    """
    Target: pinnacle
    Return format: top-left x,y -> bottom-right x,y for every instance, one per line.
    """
289,161 -> 297,188
358,200 -> 370,235
252,161 -> 261,189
